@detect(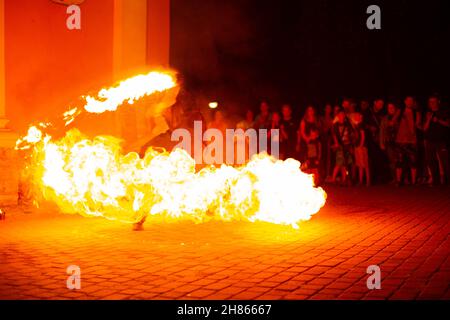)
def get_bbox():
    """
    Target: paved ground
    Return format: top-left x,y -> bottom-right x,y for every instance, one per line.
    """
0,185 -> 449,300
